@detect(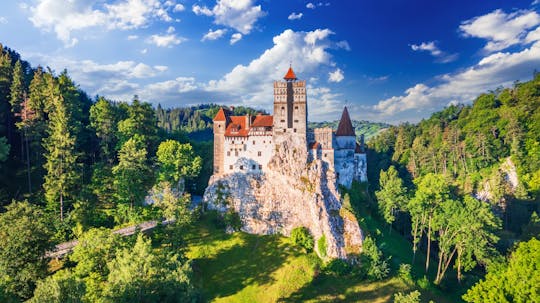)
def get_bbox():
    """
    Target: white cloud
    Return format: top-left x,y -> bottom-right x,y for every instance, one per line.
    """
306,3 -> 315,9
230,33 -> 242,44
192,0 -> 265,34
28,0 -> 176,46
146,77 -> 197,93
0,17 -> 7,24
460,9 -> 540,52
410,41 -> 458,63
141,48 -> 148,54
173,4 -> 185,12
146,26 -> 186,47
127,35 -> 138,40
192,5 -> 213,16
336,40 -> 351,51
525,26 -> 540,43
328,68 -> 344,82
154,65 -> 168,72
532,0 -> 540,5
202,28 -> 227,41
373,40 -> 540,120
288,12 -> 303,20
